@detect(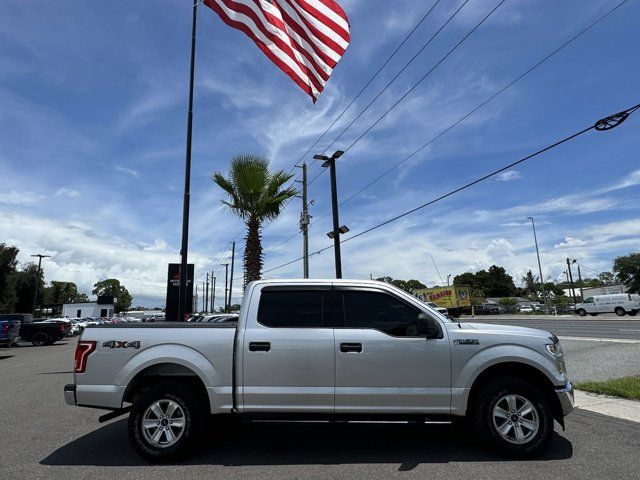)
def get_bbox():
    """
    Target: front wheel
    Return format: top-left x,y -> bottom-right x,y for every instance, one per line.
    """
128,382 -> 203,462
615,307 -> 626,317
471,377 -> 554,457
576,309 -> 587,317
